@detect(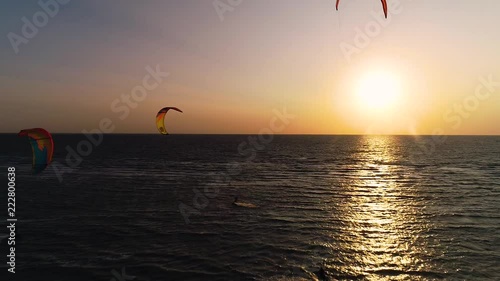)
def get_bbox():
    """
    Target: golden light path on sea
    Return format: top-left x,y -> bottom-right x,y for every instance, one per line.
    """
326,136 -> 440,280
